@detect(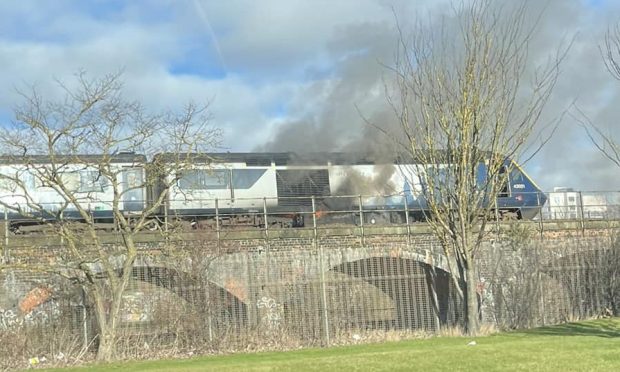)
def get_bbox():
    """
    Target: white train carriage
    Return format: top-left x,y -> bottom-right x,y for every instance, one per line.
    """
161,153 -> 400,226
0,154 -> 147,228
161,154 -> 279,224
160,153 -> 333,226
